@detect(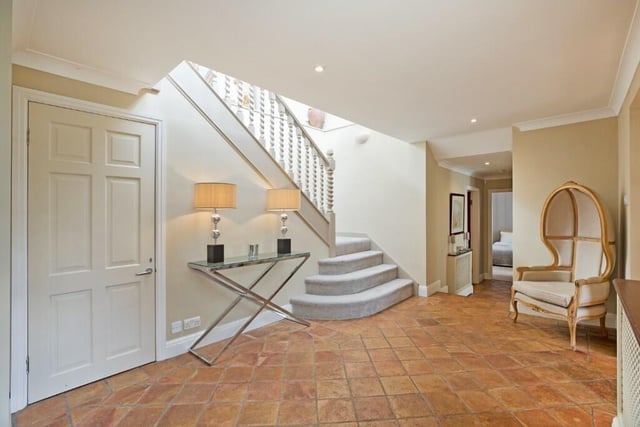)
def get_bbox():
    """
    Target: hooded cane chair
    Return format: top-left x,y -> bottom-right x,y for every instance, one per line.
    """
510,181 -> 615,350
